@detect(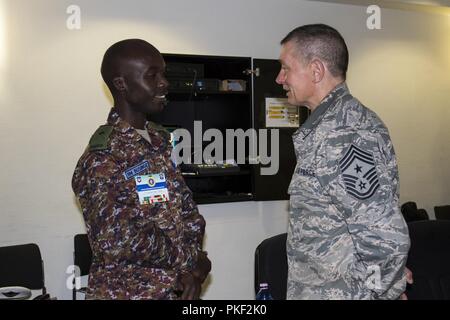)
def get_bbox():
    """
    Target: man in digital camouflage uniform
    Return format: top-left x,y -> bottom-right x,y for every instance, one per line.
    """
72,39 -> 210,300
276,24 -> 410,299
